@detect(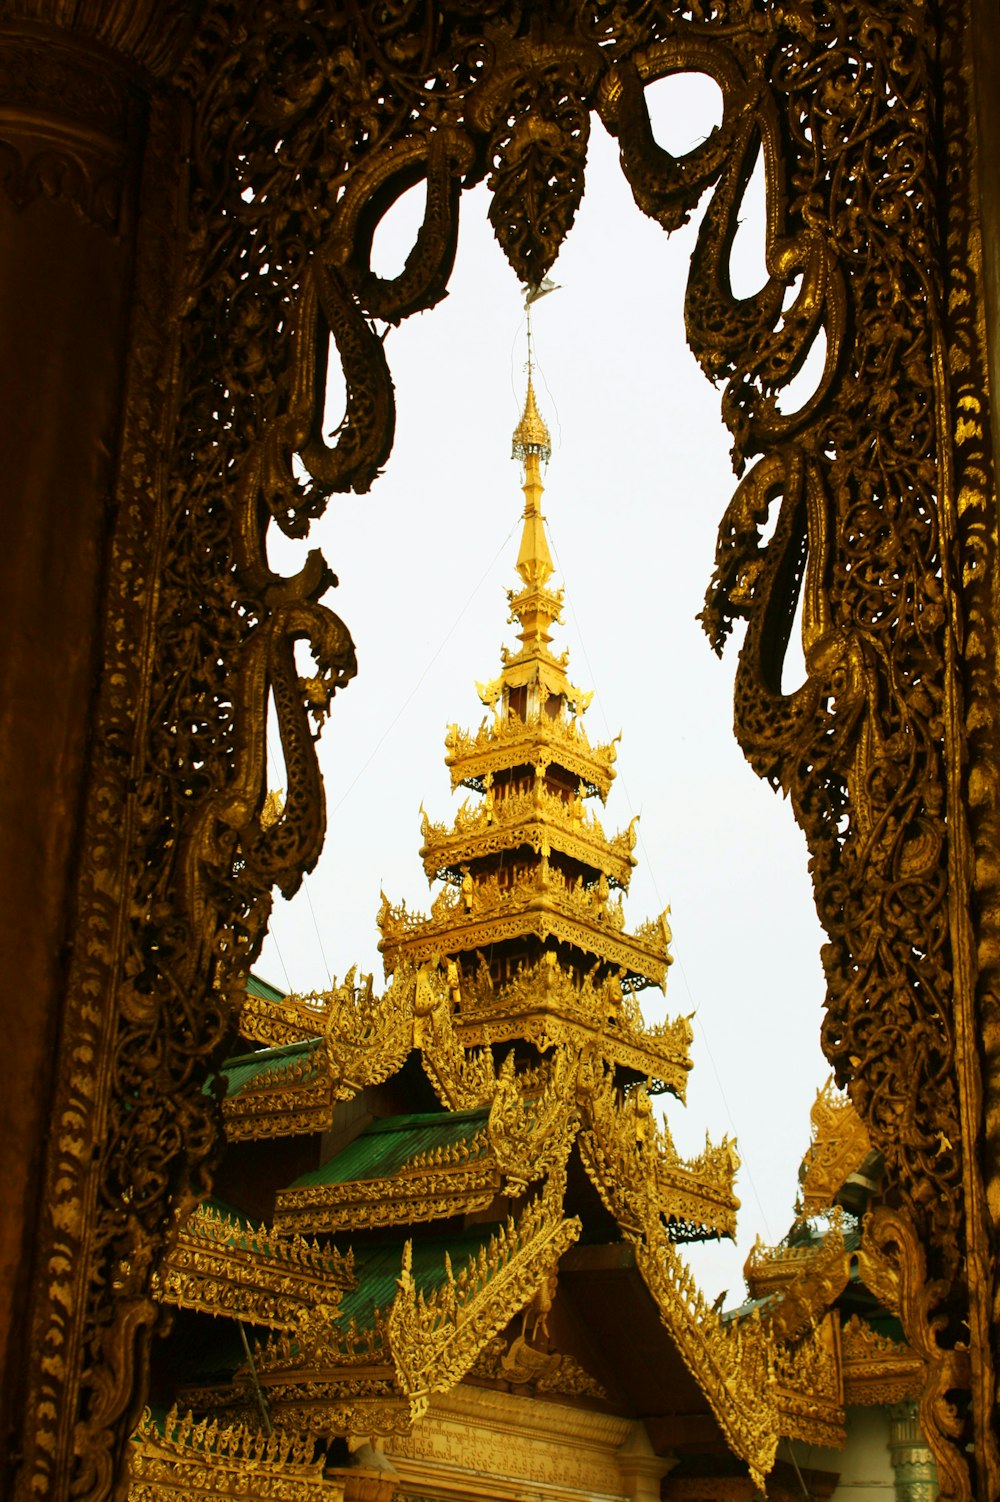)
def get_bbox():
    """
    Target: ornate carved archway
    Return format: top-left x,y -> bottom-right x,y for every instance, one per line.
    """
3,3 -> 999,1499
